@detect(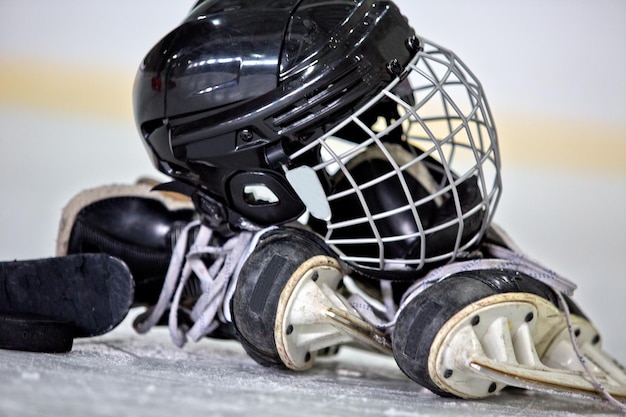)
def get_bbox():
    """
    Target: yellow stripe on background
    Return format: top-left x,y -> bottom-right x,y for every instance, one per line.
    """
496,115 -> 626,175
1,60 -> 625,174
0,61 -> 134,122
